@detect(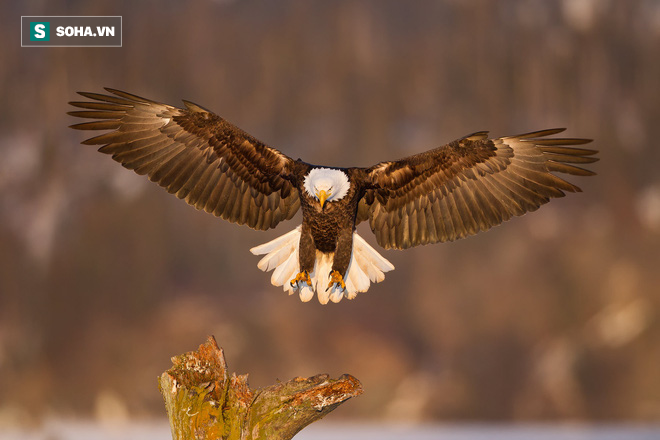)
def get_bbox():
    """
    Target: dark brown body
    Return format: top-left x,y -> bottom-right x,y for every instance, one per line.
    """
296,167 -> 367,276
